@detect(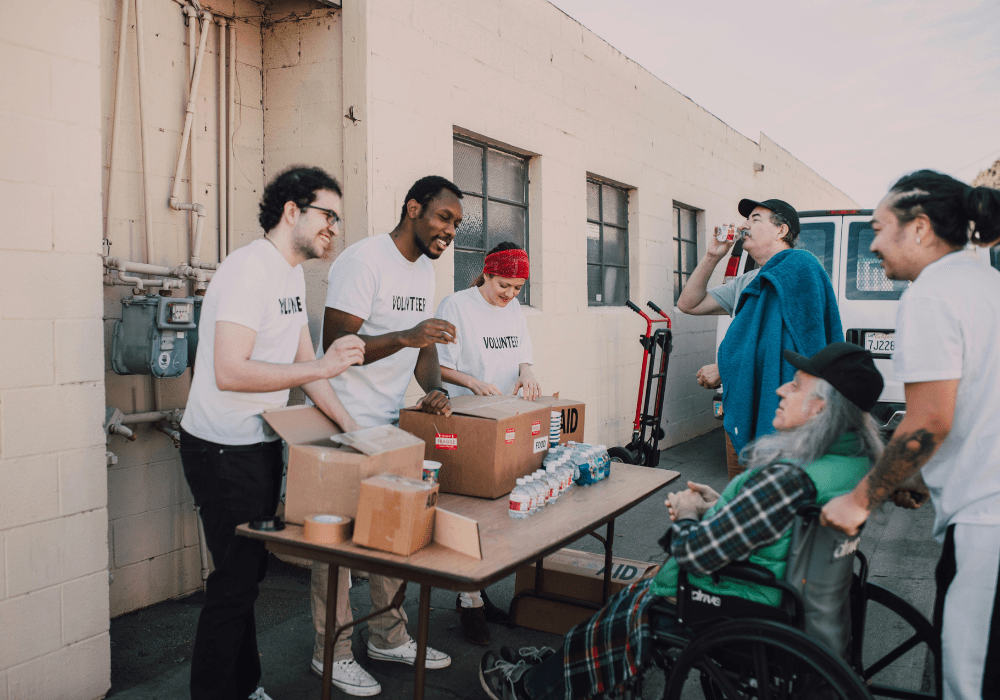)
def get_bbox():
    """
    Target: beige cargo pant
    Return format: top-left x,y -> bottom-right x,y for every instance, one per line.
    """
310,562 -> 410,663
